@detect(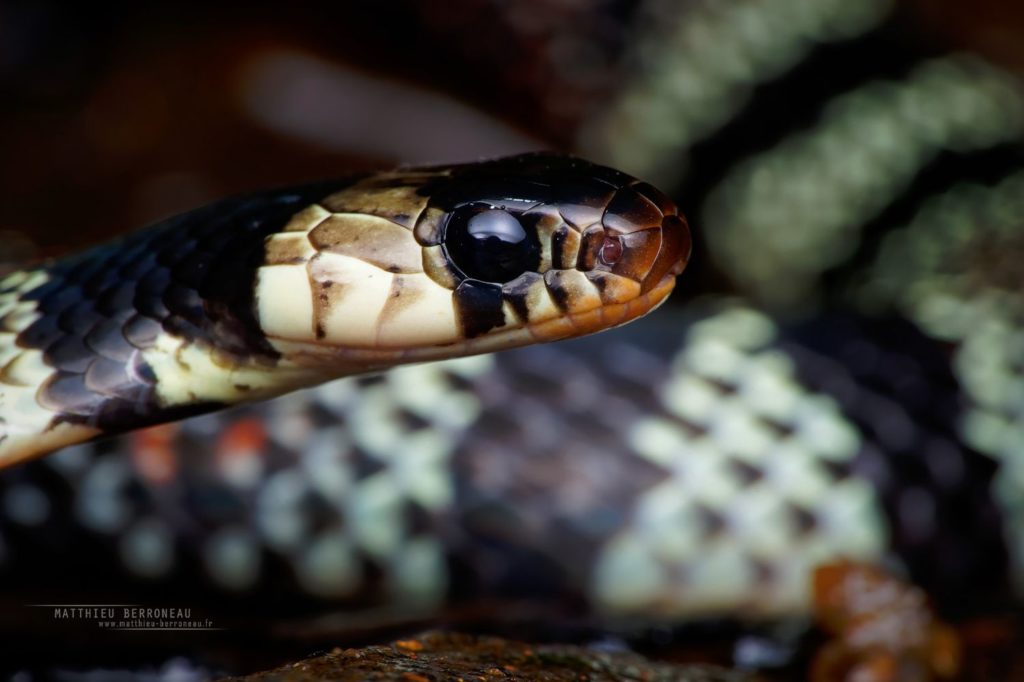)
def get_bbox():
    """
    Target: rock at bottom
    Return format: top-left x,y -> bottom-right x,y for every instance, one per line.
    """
220,630 -> 751,682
